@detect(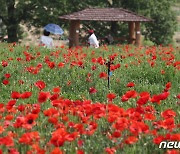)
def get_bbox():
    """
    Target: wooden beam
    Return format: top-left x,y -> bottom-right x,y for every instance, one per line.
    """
69,20 -> 80,48
128,21 -> 135,44
135,22 -> 141,47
